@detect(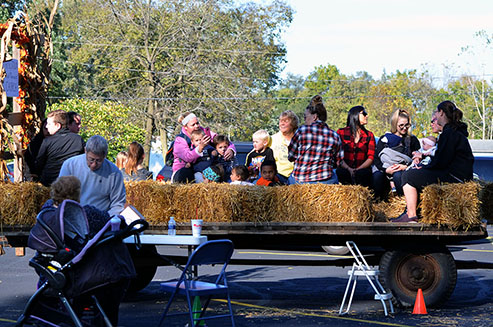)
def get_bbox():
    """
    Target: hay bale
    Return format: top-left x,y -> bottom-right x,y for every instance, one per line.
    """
268,184 -> 373,222
479,182 -> 493,223
125,180 -> 177,225
420,182 -> 481,228
372,196 -> 407,222
0,182 -> 50,226
124,182 -> 373,224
